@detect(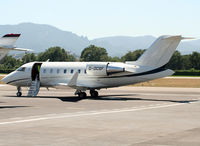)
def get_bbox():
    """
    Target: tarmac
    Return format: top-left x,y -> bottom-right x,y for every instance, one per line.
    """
0,85 -> 200,146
